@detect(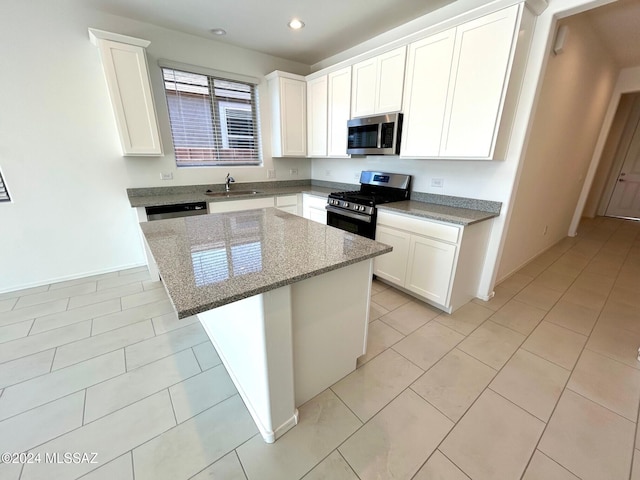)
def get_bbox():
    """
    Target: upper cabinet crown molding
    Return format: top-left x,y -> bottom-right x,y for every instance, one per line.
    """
89,28 -> 163,156
267,71 -> 307,158
88,28 -> 150,48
